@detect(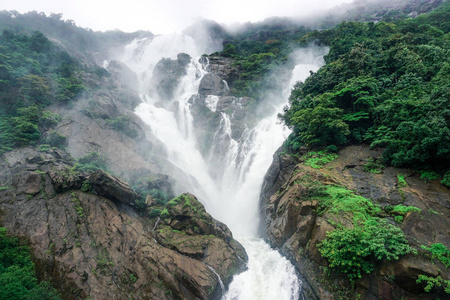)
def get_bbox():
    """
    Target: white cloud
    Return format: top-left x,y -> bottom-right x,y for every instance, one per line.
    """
1,0 -> 352,33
